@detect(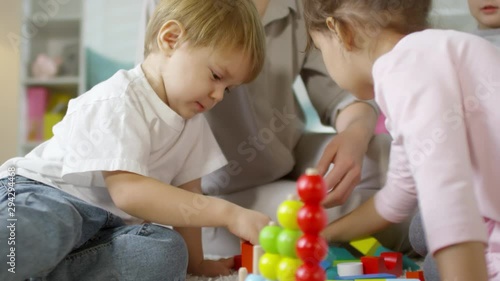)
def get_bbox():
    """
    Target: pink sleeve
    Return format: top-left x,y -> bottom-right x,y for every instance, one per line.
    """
374,52 -> 488,254
375,140 -> 418,224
